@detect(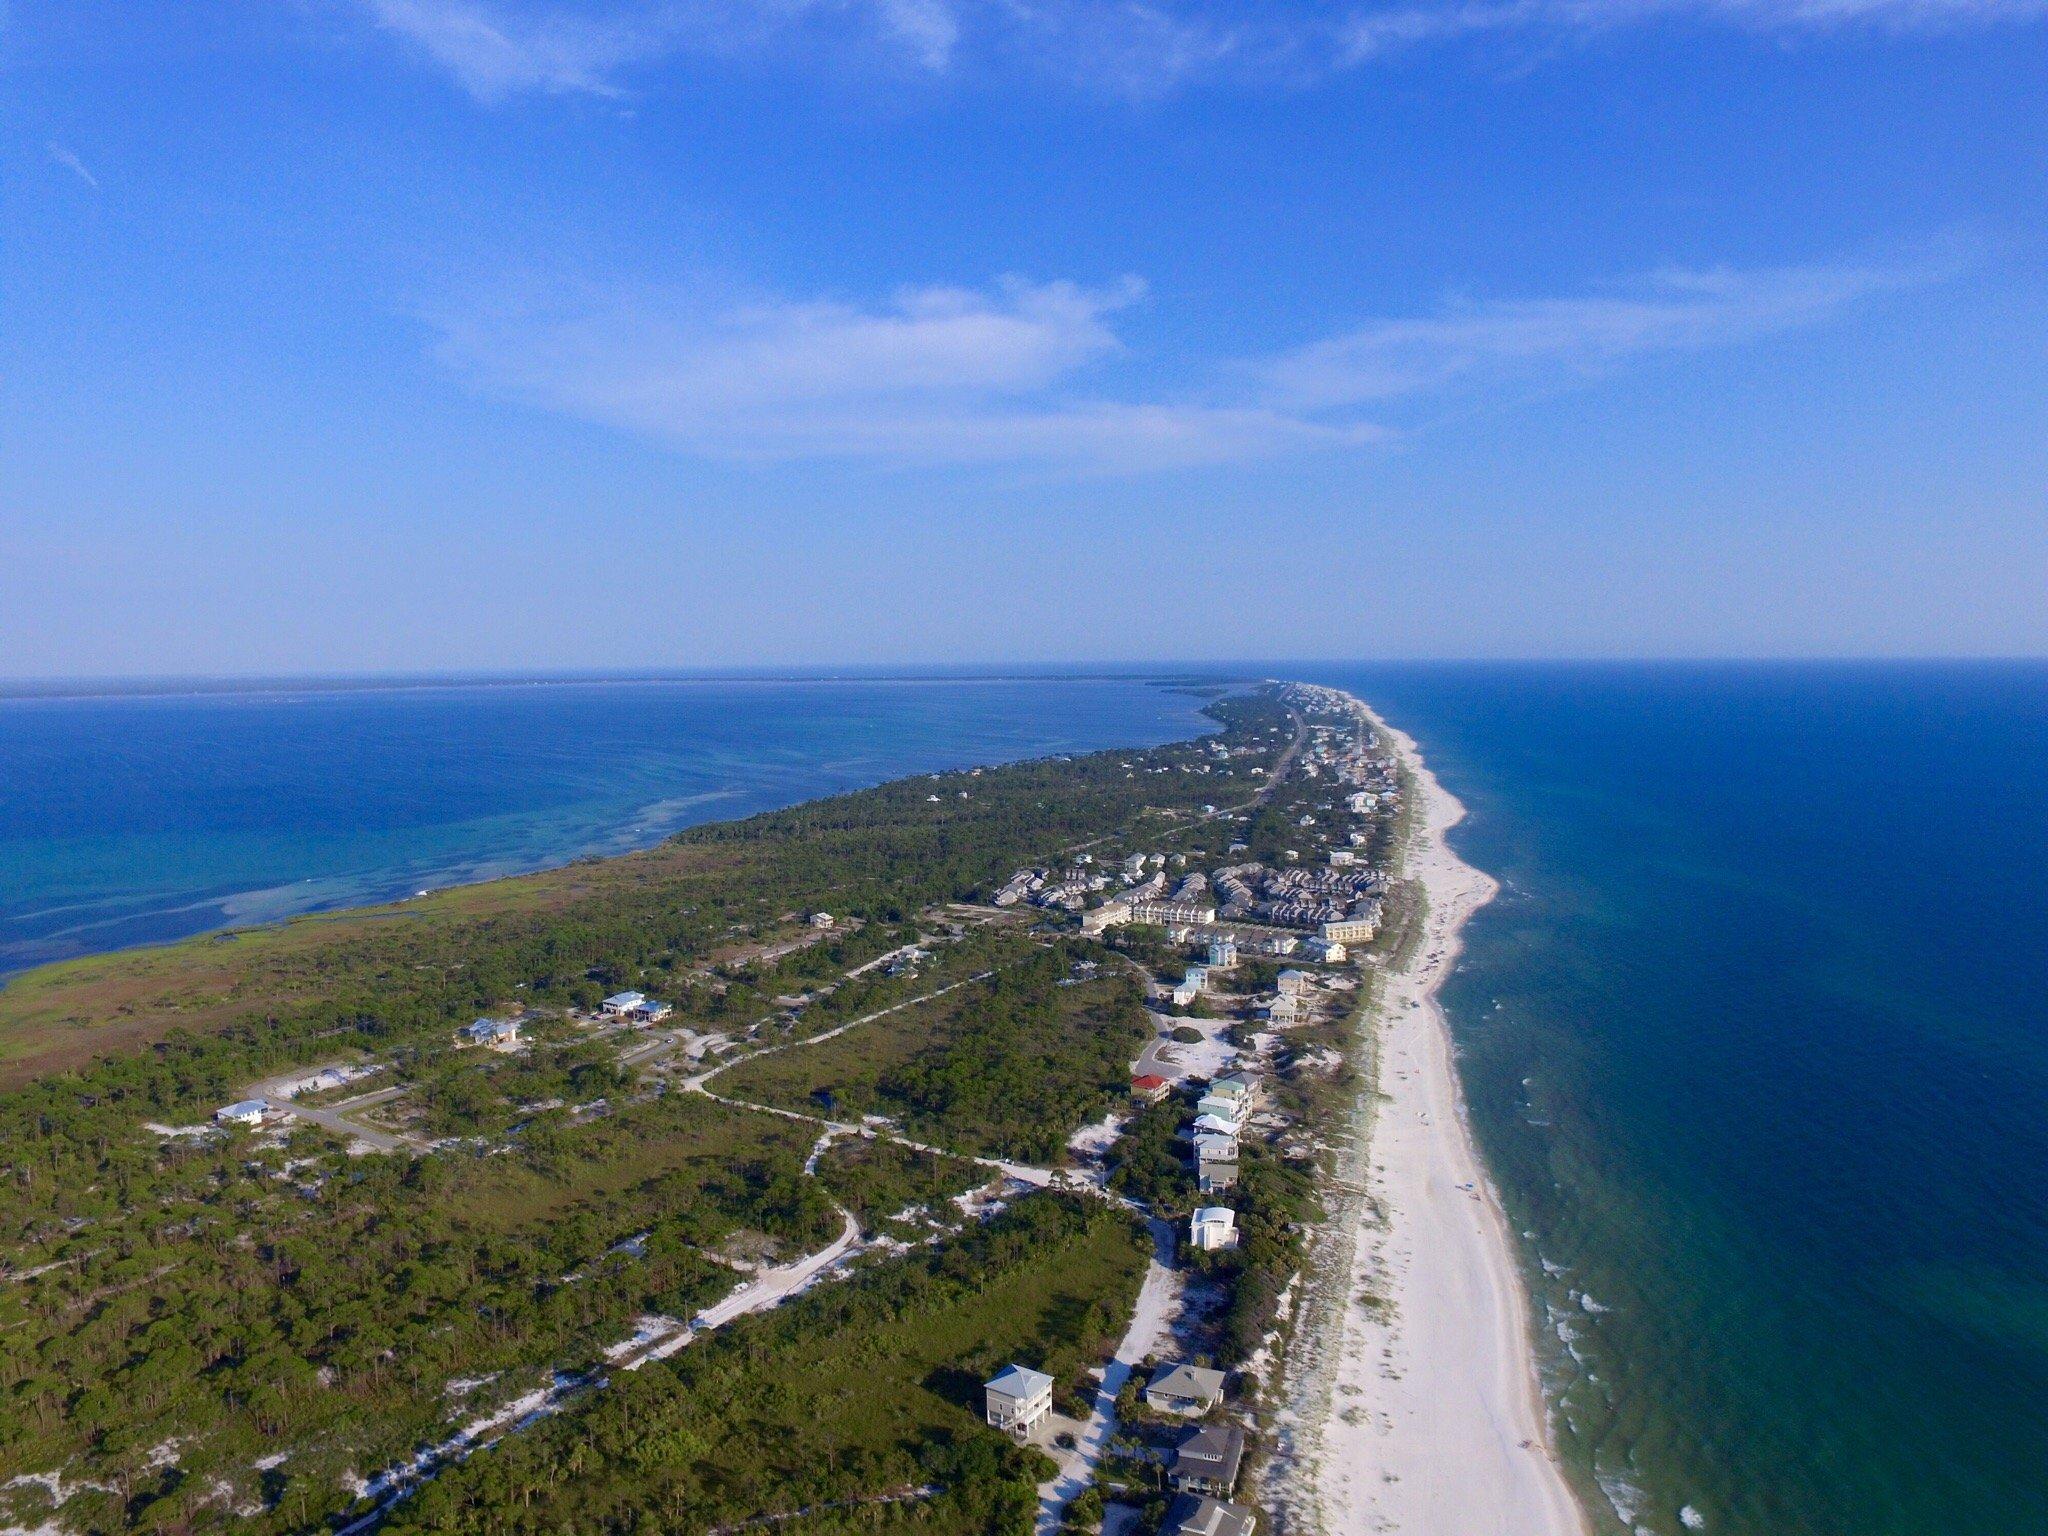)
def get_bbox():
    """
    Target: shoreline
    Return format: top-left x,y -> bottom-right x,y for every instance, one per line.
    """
1269,699 -> 1590,1536
0,676 -> 1225,986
